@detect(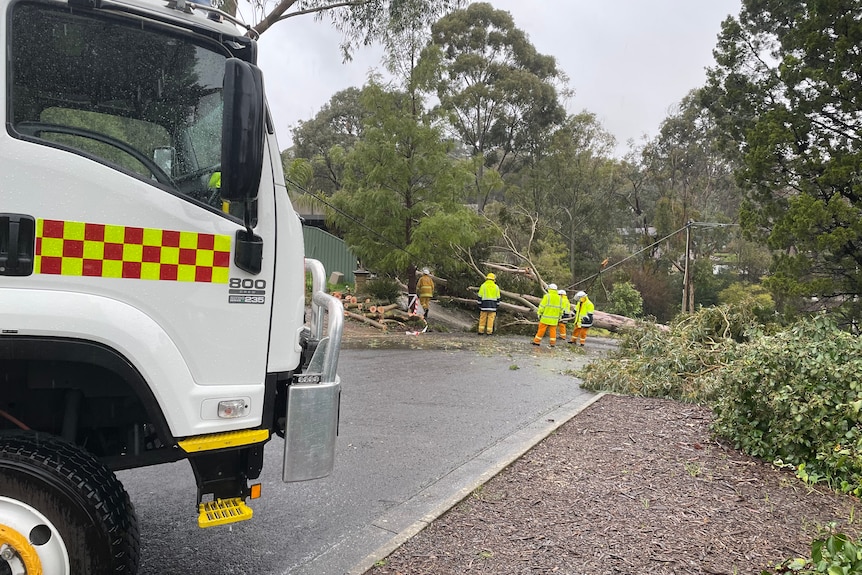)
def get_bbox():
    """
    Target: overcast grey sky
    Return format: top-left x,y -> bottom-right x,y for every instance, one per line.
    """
256,1 -> 742,156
